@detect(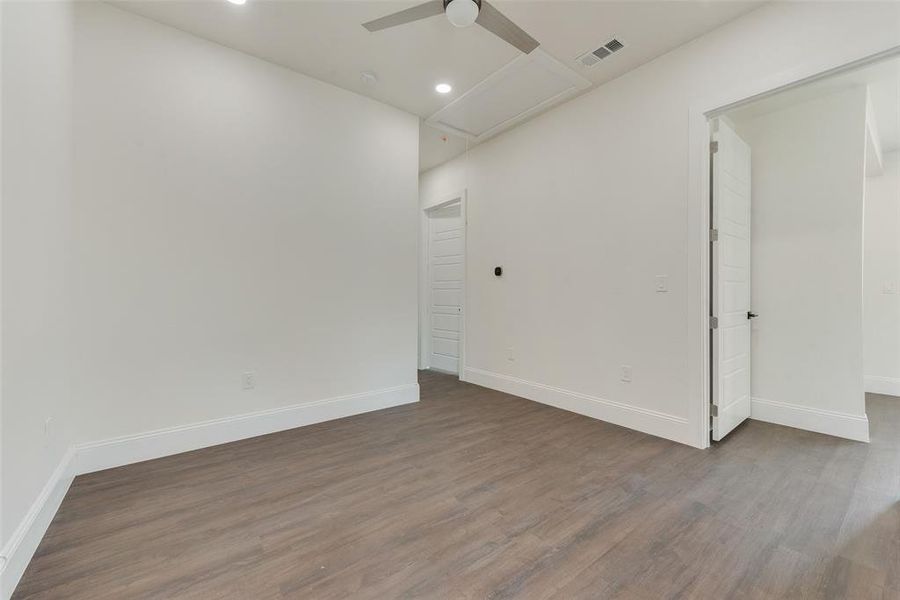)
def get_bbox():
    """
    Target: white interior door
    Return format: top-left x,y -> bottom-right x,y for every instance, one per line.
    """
711,119 -> 753,441
427,203 -> 464,374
